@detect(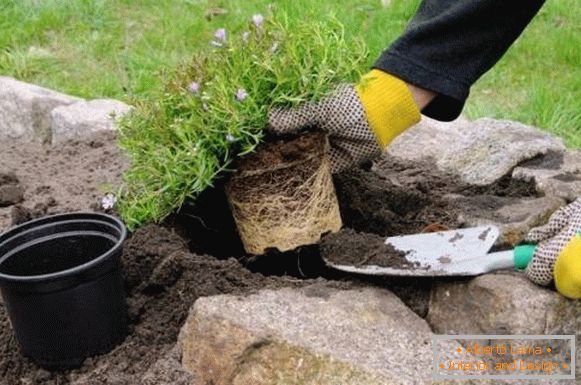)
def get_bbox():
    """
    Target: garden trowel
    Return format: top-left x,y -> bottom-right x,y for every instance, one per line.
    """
323,225 -> 536,277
